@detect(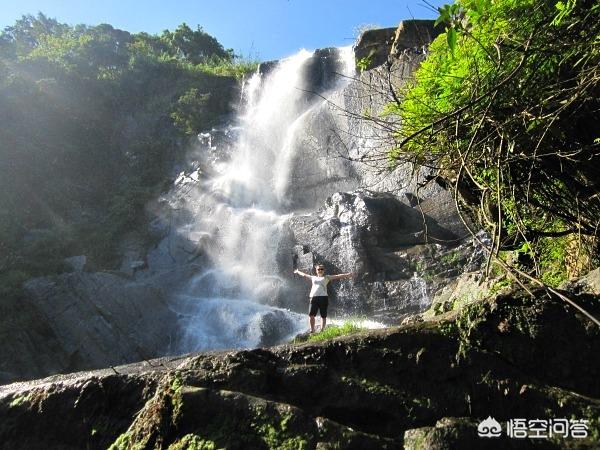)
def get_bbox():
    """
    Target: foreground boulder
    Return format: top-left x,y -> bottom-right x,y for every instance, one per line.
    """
0,287 -> 598,449
1,269 -> 198,385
